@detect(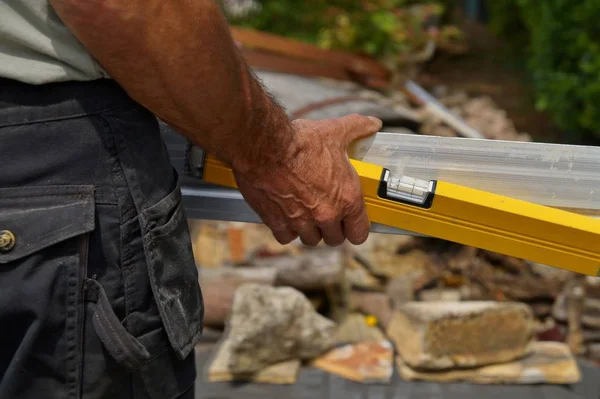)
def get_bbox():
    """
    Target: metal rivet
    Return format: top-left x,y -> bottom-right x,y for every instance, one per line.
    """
0,230 -> 16,252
